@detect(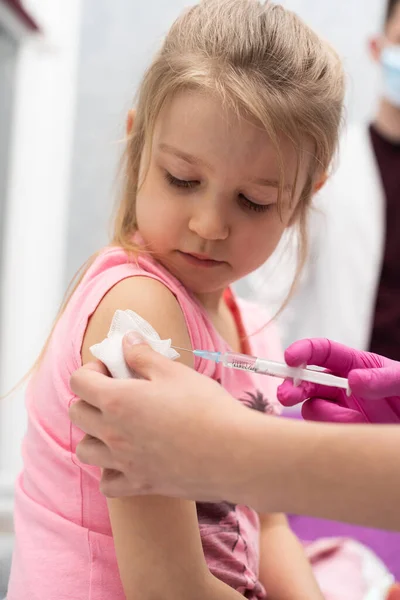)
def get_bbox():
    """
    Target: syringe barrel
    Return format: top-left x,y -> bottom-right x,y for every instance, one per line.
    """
254,358 -> 295,378
256,358 -> 349,390
221,352 -> 258,372
222,354 -> 294,379
219,352 -> 349,390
